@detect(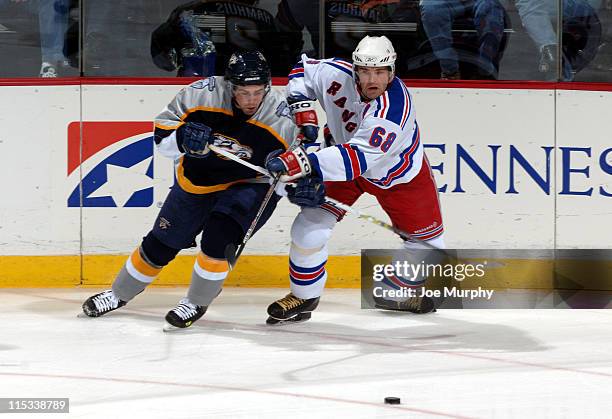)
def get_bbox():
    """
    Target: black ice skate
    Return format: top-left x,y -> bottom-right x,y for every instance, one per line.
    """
373,295 -> 436,314
266,293 -> 320,325
82,290 -> 127,317
164,298 -> 207,330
